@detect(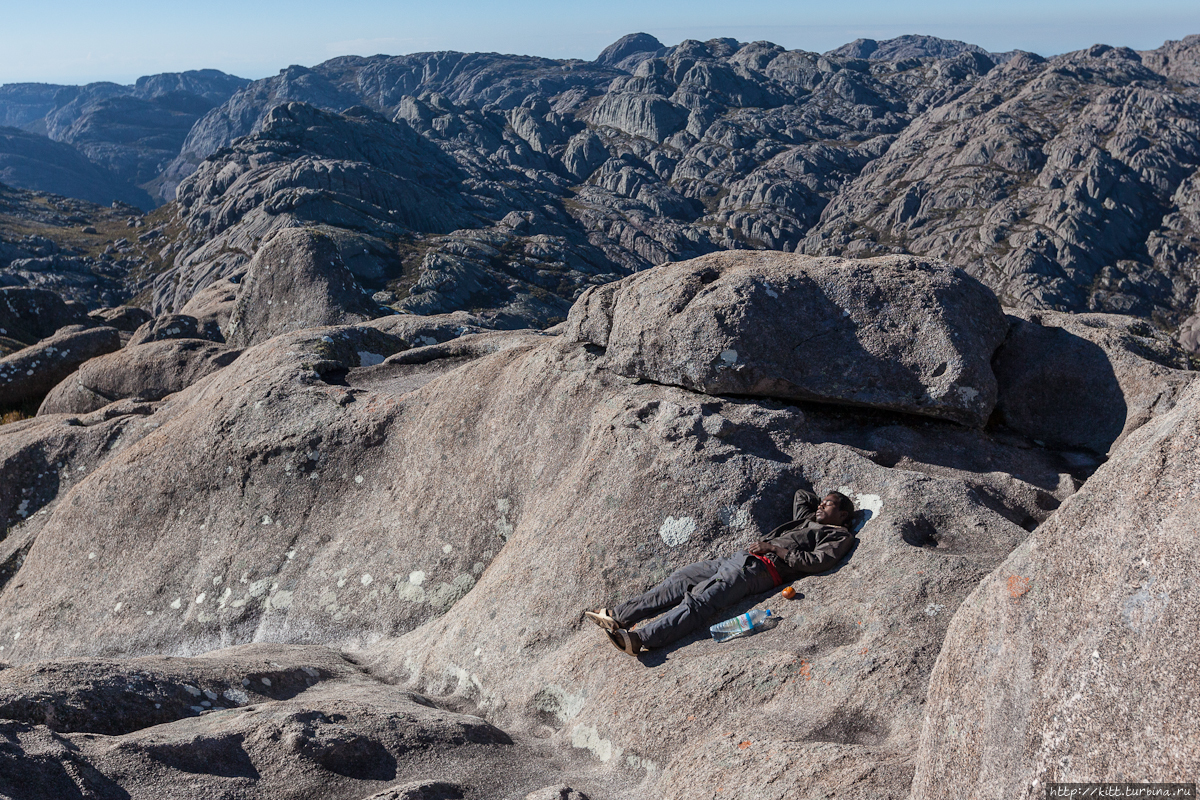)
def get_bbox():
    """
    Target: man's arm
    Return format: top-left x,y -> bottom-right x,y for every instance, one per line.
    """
793,488 -> 820,523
